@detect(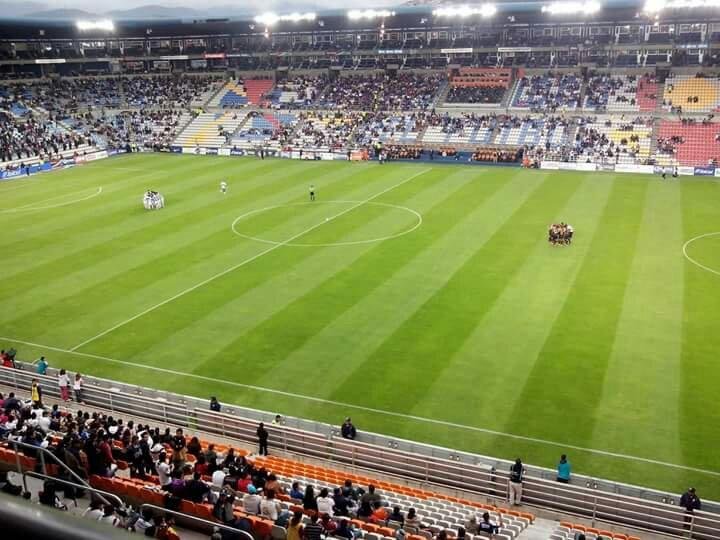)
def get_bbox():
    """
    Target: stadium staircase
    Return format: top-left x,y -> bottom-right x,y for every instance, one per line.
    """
173,111 -> 248,148
245,79 -> 275,106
